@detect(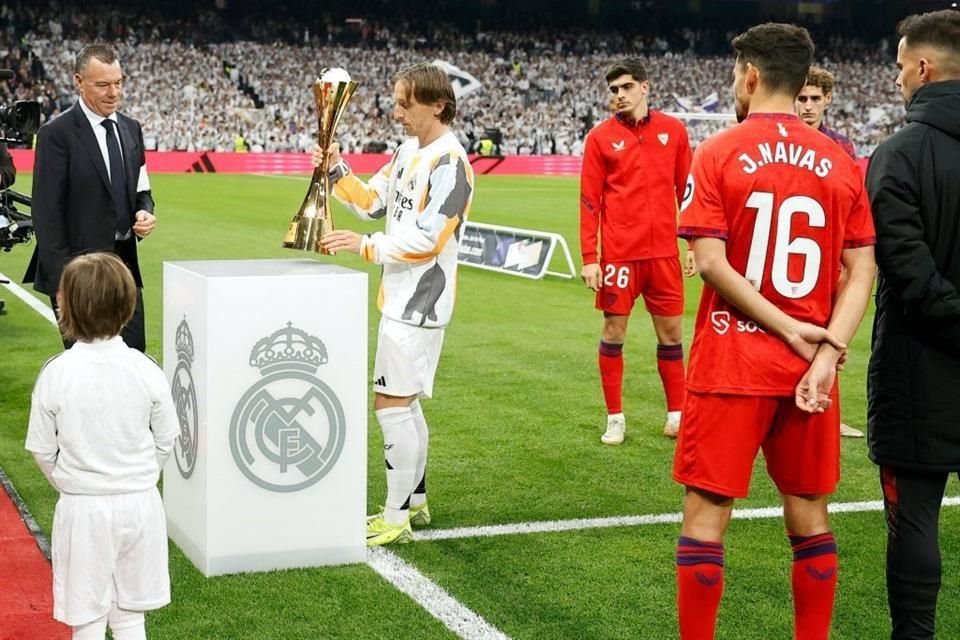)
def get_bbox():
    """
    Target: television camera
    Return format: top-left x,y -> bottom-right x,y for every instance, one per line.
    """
0,66 -> 41,252
0,189 -> 33,252
0,67 -> 41,313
